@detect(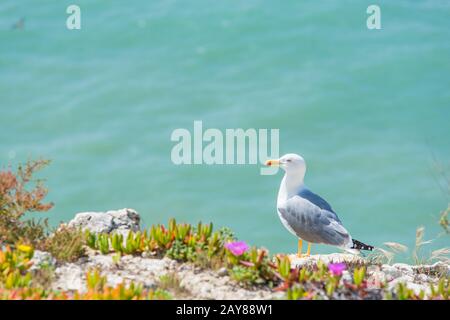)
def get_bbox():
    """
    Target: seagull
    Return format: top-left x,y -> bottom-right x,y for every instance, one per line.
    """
265,153 -> 374,257
12,17 -> 25,30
